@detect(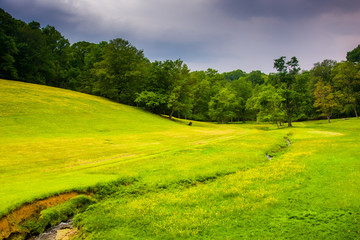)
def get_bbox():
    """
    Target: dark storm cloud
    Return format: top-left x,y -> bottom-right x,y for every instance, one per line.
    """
138,41 -> 212,62
1,0 -> 76,27
1,0 -> 360,73
217,0 -> 360,20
